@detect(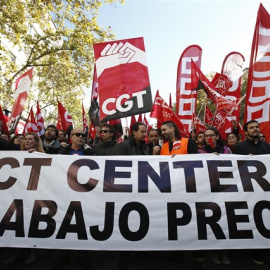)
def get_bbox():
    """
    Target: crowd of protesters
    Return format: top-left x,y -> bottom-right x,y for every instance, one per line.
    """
0,118 -> 270,270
